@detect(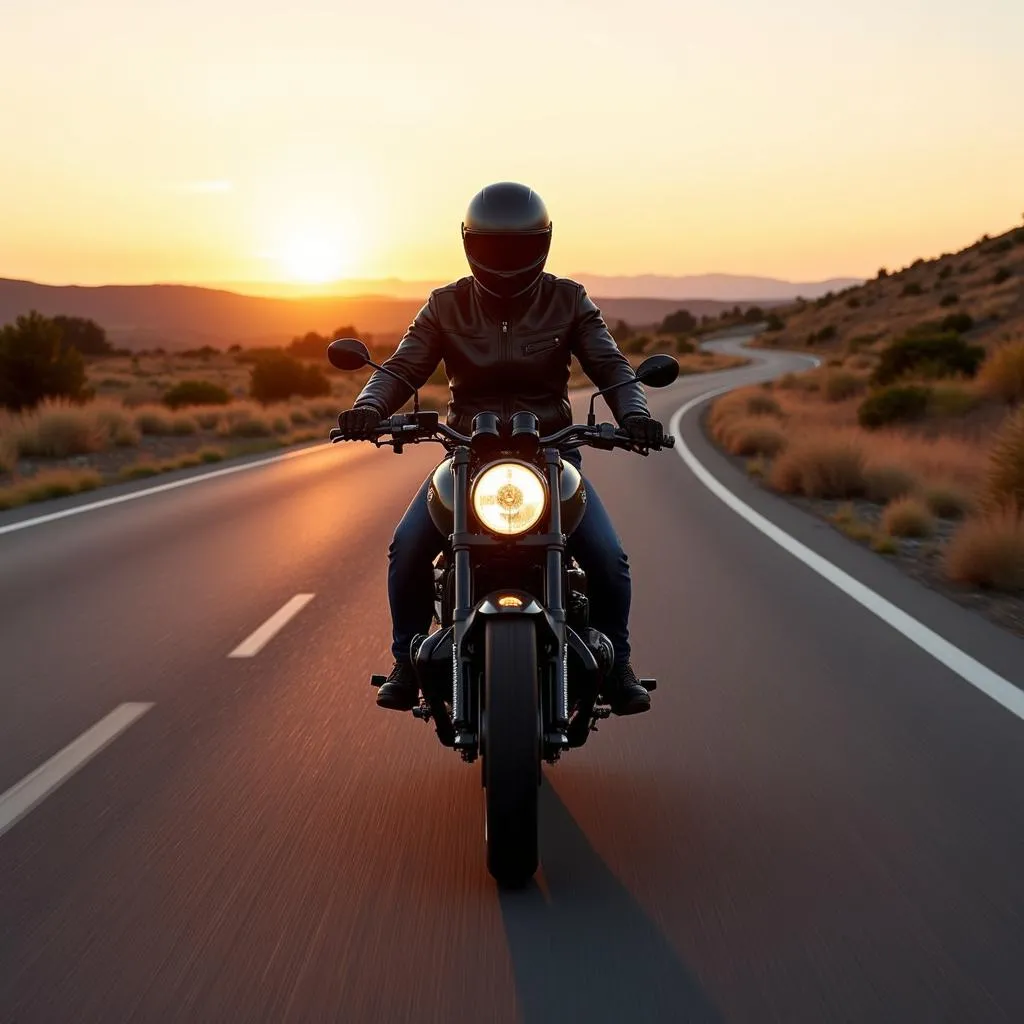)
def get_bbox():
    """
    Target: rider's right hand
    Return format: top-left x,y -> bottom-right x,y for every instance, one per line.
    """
336,407 -> 381,440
